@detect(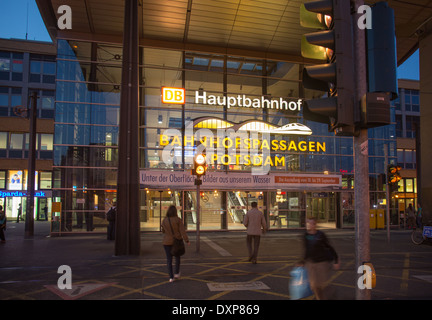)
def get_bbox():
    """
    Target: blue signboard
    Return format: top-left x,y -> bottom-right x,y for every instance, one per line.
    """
423,226 -> 432,238
0,190 -> 48,198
